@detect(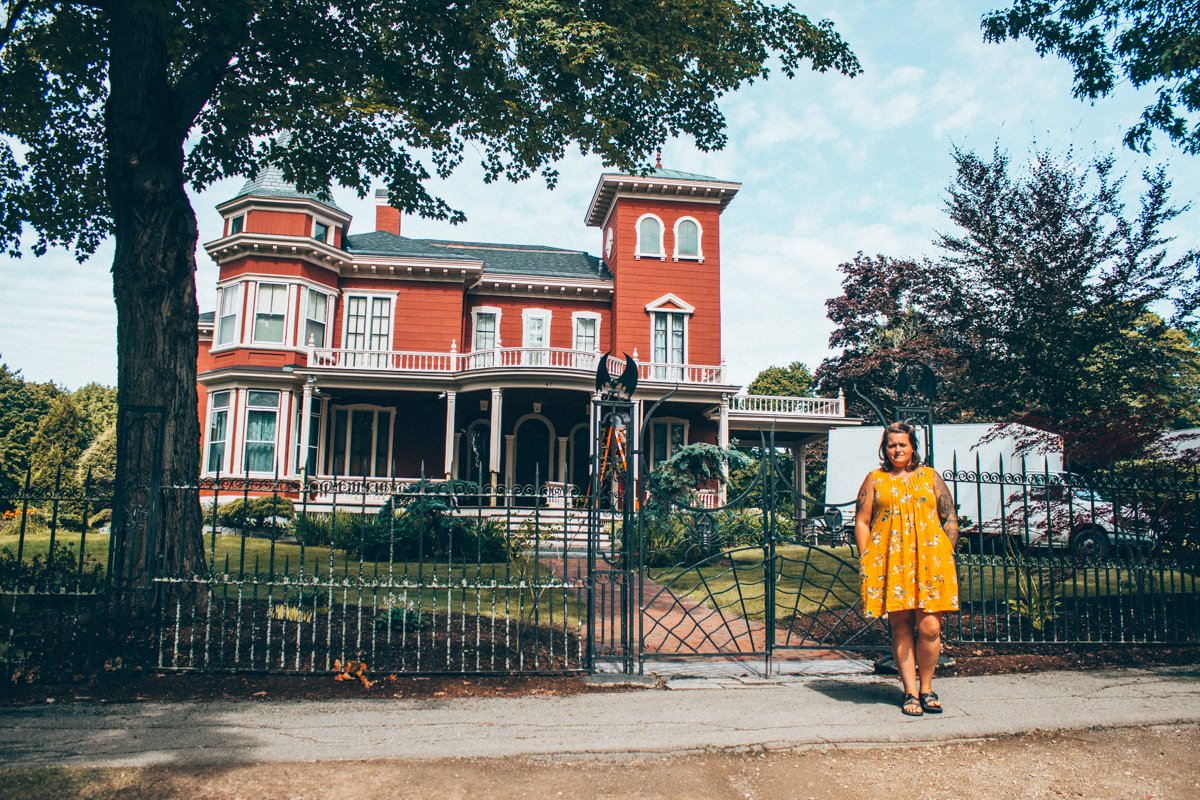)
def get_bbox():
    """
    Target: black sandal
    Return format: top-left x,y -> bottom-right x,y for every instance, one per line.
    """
901,693 -> 923,716
919,691 -> 943,714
